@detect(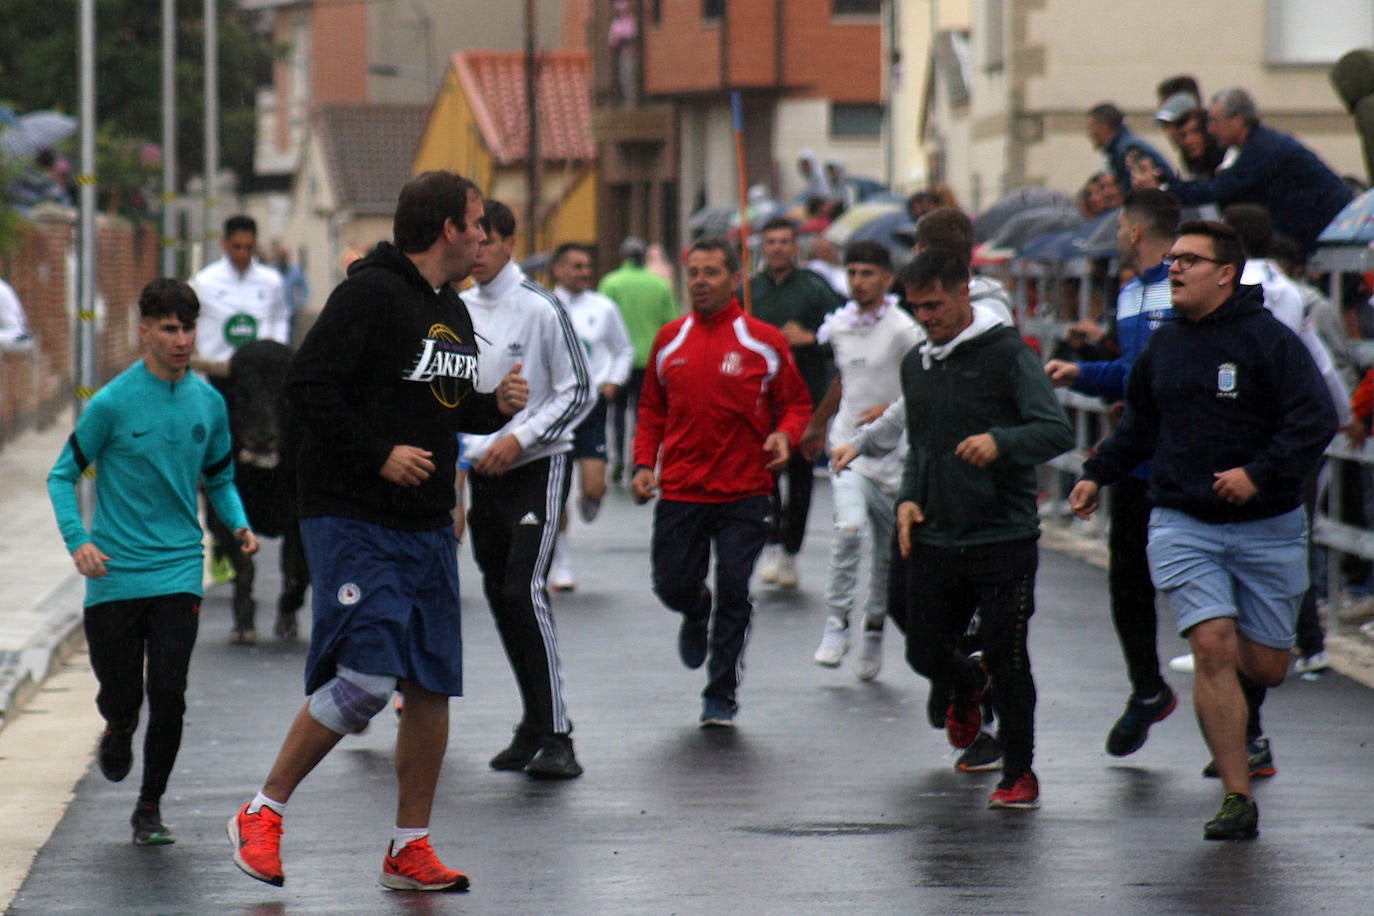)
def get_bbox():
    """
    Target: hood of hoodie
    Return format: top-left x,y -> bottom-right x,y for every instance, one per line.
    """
346,241 -> 436,293
1181,282 -> 1265,326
